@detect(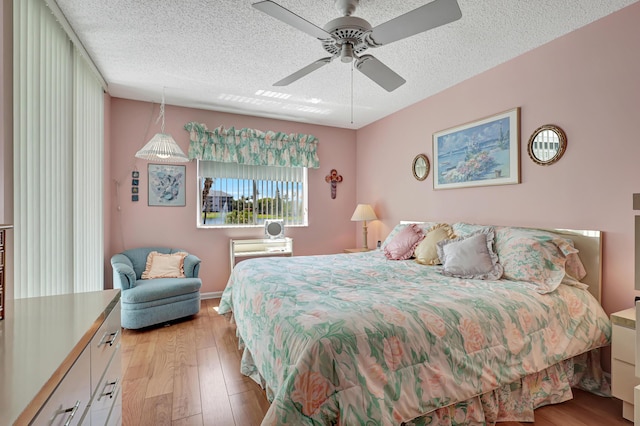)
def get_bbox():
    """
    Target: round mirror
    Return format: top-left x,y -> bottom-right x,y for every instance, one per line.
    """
527,125 -> 567,166
412,154 -> 430,181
